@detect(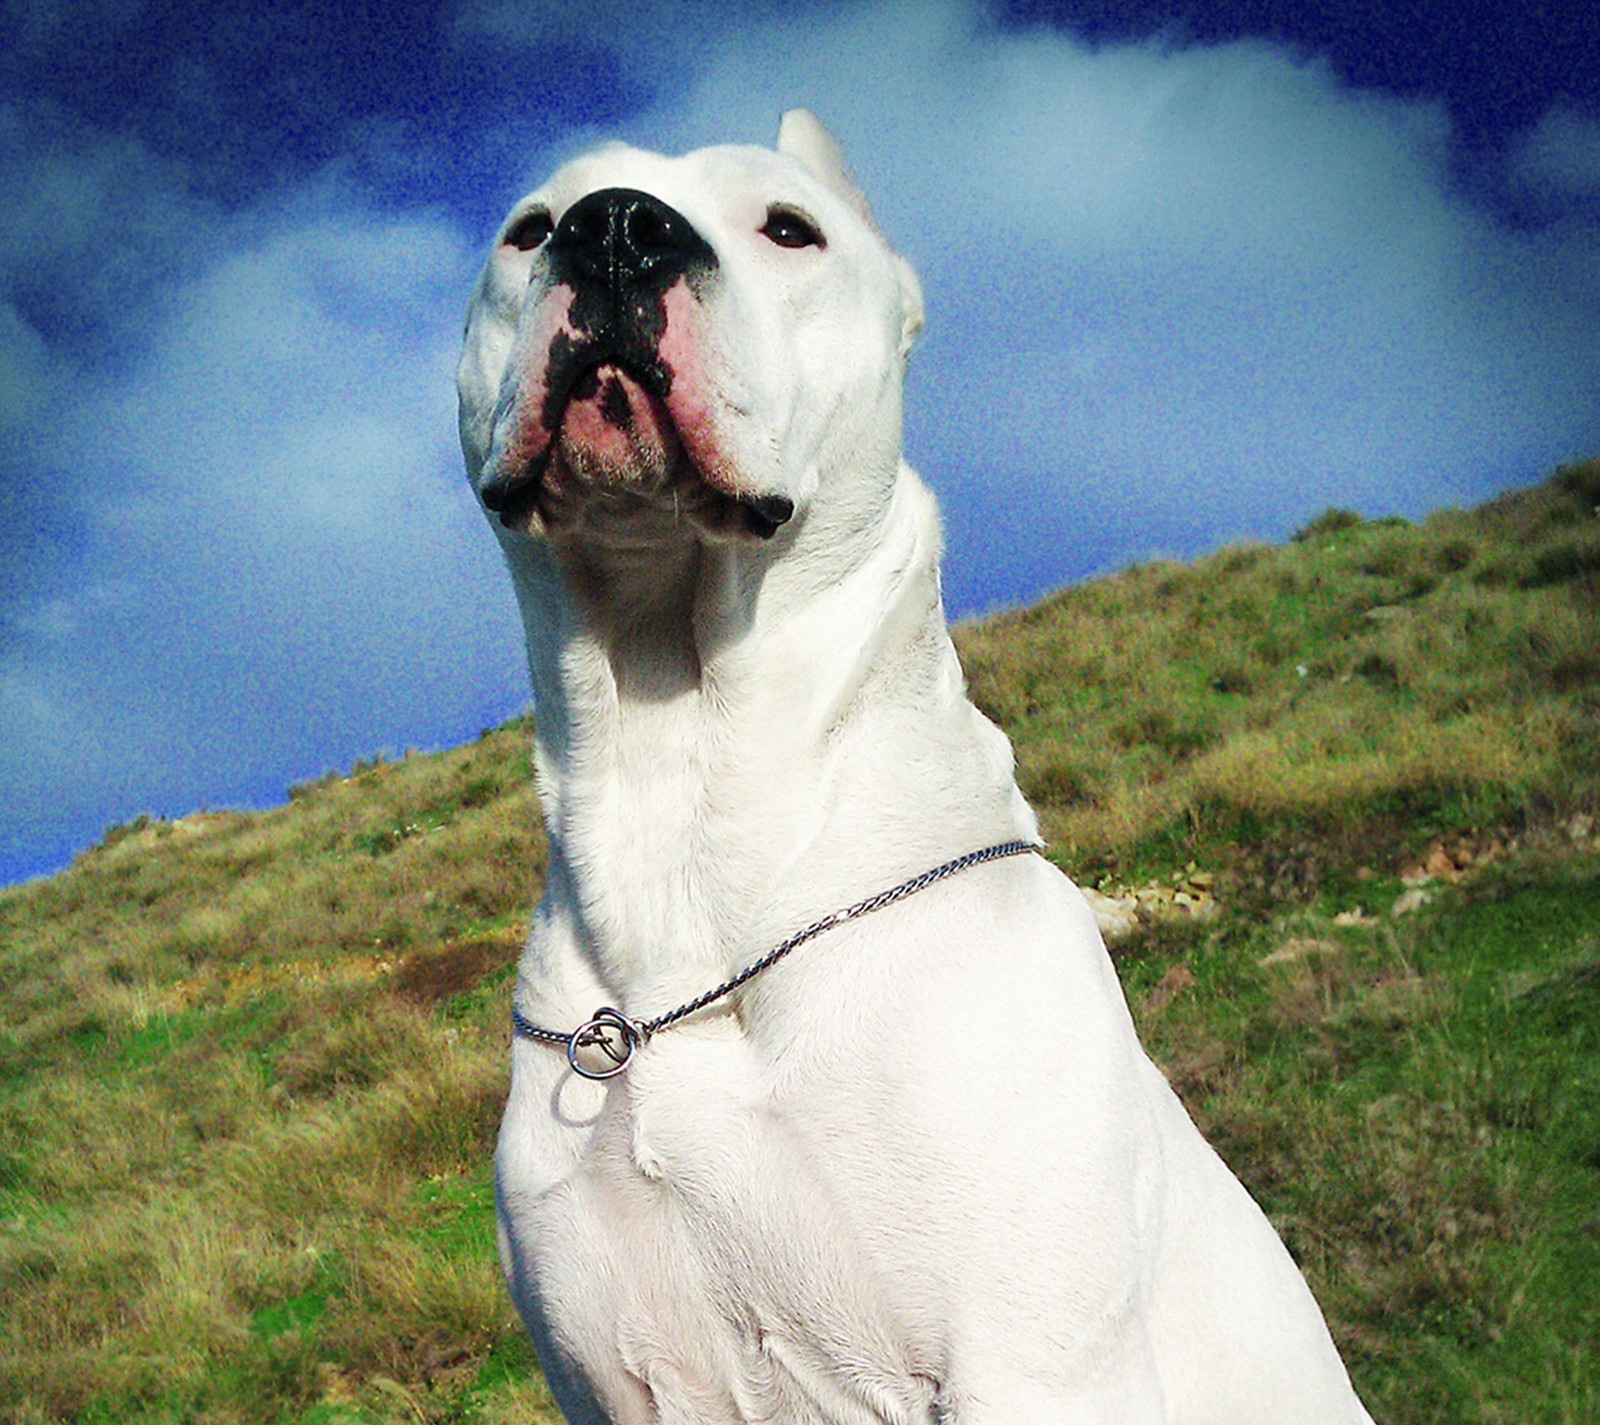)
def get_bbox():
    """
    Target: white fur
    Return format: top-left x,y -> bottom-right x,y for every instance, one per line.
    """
458,111 -> 1375,1425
